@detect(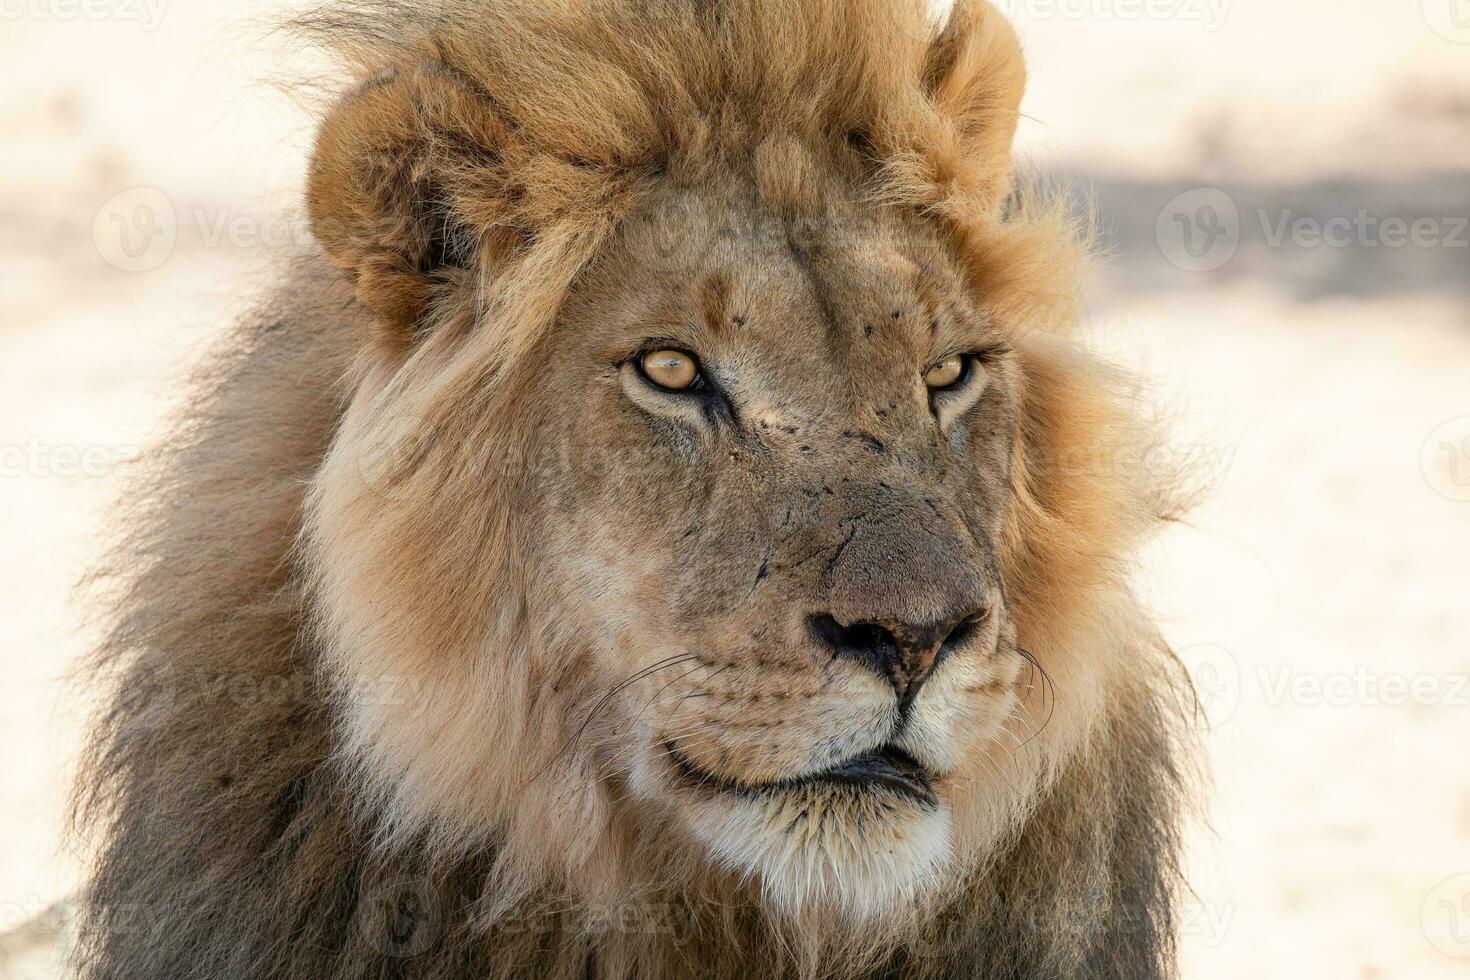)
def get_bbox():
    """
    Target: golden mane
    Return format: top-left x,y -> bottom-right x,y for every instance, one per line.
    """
300,0 -> 1079,345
